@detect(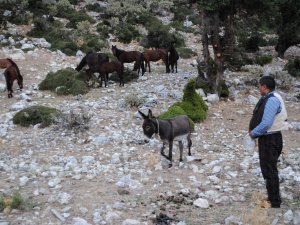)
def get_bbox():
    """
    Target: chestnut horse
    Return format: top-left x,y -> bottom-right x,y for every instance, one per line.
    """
143,49 -> 170,73
0,58 -> 23,98
75,51 -> 109,82
4,65 -> 23,98
111,45 -> 145,76
86,61 -> 124,87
